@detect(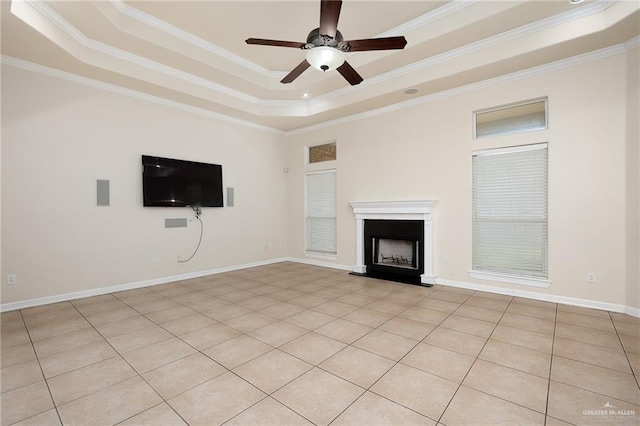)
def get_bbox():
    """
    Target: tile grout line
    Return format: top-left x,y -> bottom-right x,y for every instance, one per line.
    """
236,282 -> 459,424
115,270 -> 334,425
3,270 -> 282,424
323,296 -> 444,424
63,295 -> 193,425
17,308 -> 65,426
9,267 -> 639,425
426,295 -> 570,423
109,270 -> 307,424
543,301 -> 559,426
208,273 -> 399,425
76,302 -> 177,423
322,287 -> 479,424
132,269 -> 303,425
608,311 -> 640,390
226,282 -> 434,424
322,284 -> 451,425
432,289 -> 509,425
121,281 -> 282,425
